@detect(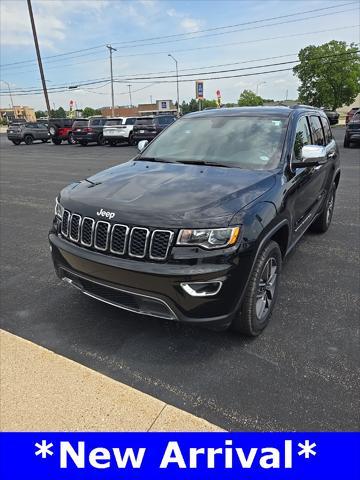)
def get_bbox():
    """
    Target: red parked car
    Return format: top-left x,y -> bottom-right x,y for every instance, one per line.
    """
346,107 -> 360,124
49,118 -> 76,145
